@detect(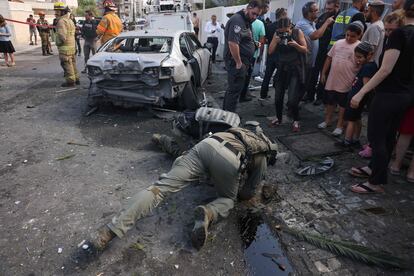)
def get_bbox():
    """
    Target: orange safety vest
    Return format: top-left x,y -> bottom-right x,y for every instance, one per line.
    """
96,12 -> 123,44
